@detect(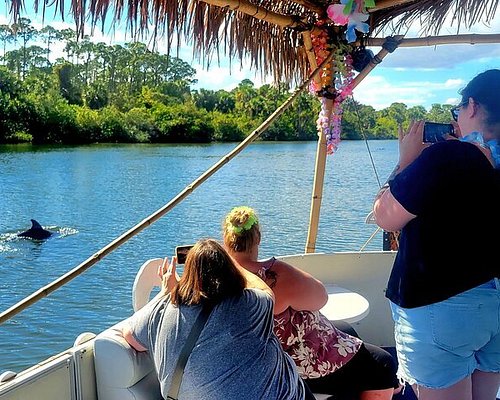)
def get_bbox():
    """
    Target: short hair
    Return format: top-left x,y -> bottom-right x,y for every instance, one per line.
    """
222,206 -> 261,253
171,238 -> 246,306
460,69 -> 500,133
